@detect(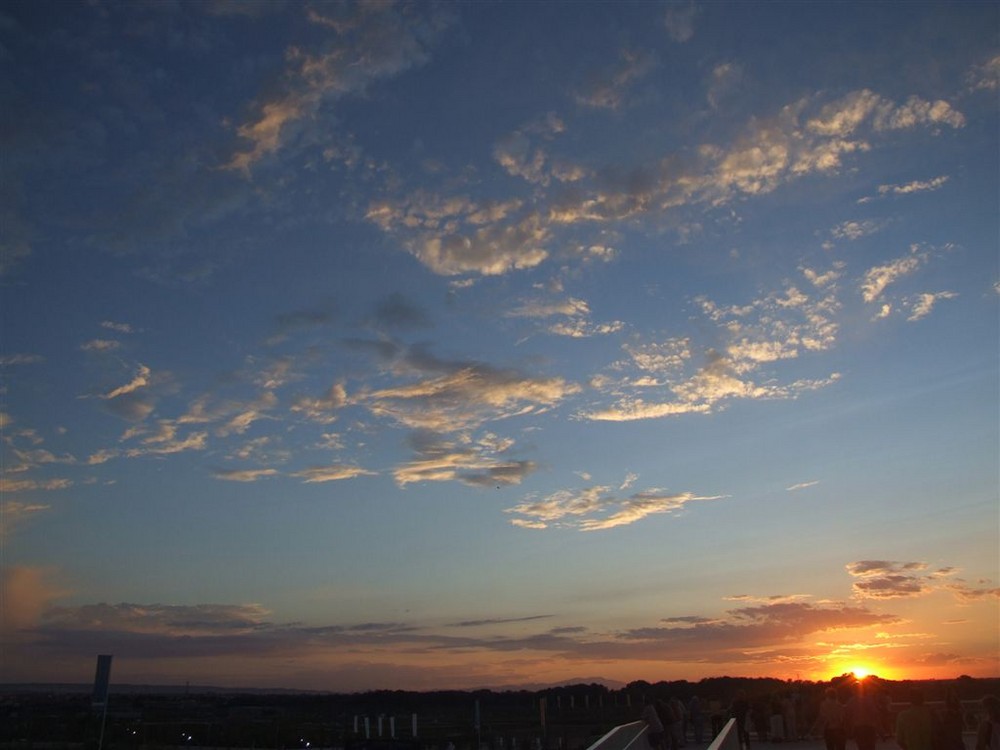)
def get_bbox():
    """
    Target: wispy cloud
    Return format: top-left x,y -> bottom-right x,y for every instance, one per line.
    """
357,345 -> 579,433
575,49 -> 655,111
664,4 -> 699,43
583,279 -> 841,421
212,468 -> 279,482
506,296 -> 624,338
80,339 -> 121,353
861,247 -> 926,303
367,87 -> 964,281
786,481 -> 819,492
506,484 -> 724,531
393,431 -> 535,487
965,53 -> 1000,92
0,500 -> 51,536
830,219 -> 885,241
291,464 -> 375,483
843,560 -> 986,601
880,176 -> 950,196
0,354 -> 44,366
906,291 -> 957,321
226,3 -> 455,173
